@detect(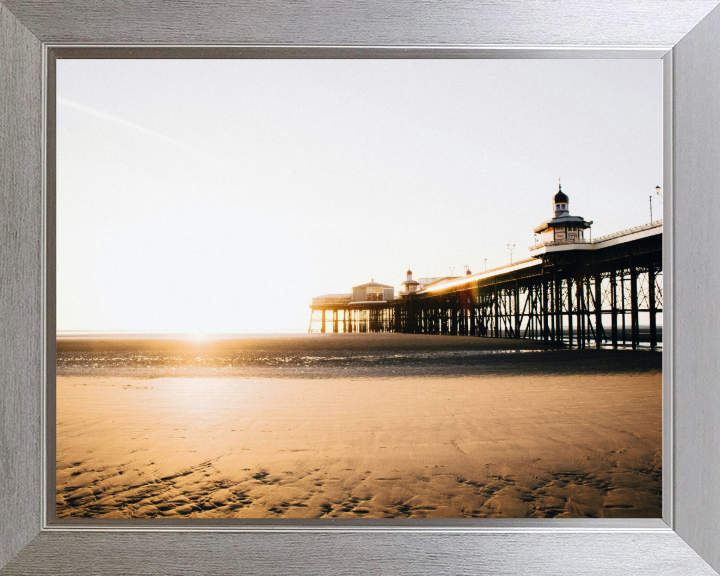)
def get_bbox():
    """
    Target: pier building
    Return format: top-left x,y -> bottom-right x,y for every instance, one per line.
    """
399,270 -> 420,295
308,187 -> 662,349
353,280 -> 394,303
308,281 -> 394,333
534,184 -> 593,243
